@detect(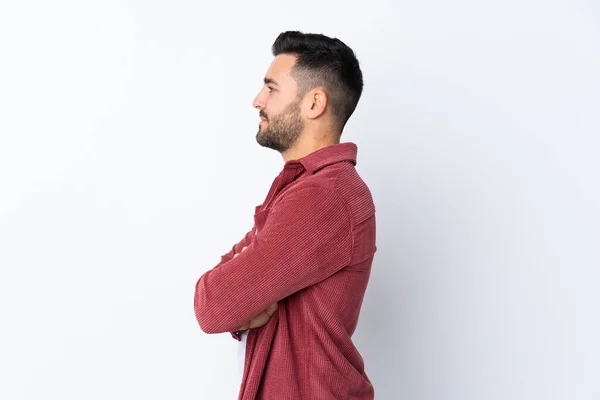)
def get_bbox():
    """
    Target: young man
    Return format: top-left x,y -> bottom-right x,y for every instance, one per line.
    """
194,31 -> 376,400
